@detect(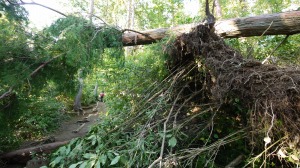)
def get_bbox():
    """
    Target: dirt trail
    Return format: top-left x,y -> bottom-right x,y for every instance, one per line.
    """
19,102 -> 106,149
1,103 -> 107,168
51,102 -> 106,142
